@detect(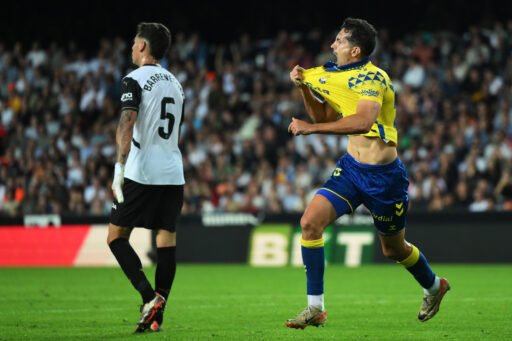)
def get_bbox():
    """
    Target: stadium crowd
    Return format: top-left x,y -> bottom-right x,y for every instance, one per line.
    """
1,22 -> 512,217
